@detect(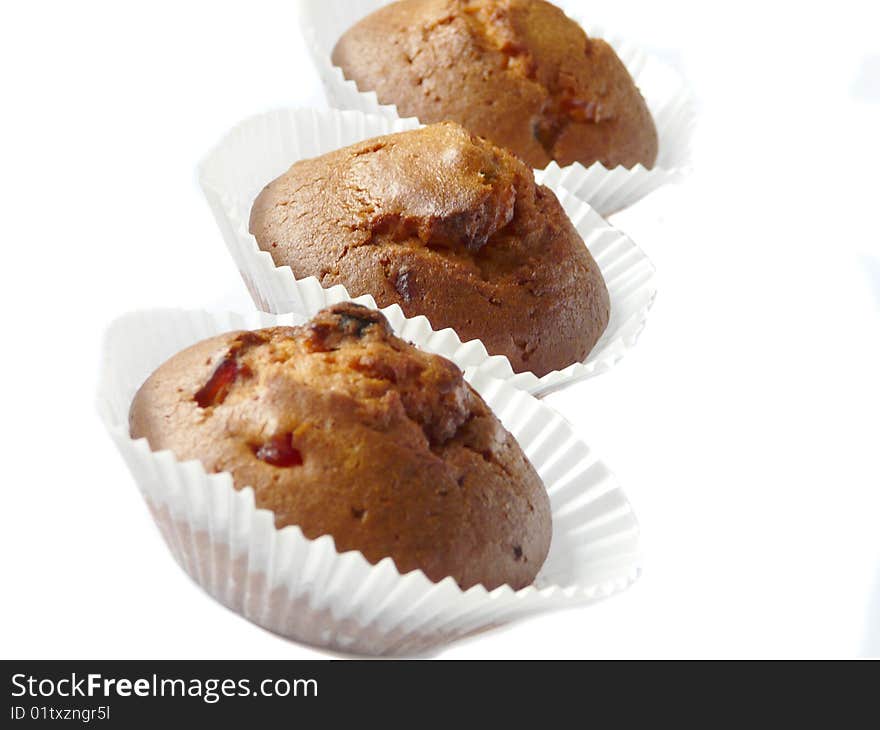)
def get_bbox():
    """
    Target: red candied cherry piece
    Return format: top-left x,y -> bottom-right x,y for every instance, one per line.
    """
194,357 -> 241,408
254,433 -> 303,468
